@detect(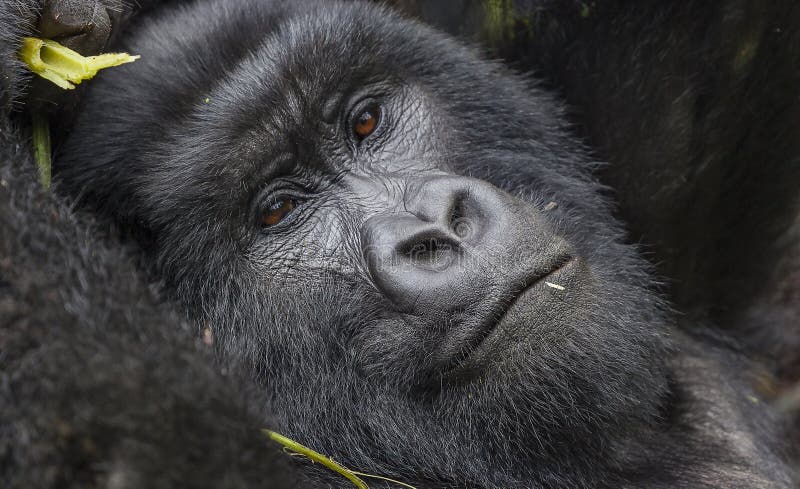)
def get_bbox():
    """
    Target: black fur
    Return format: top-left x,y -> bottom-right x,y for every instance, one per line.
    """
0,129 -> 308,489
2,0 -> 796,488
0,2 -> 307,487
